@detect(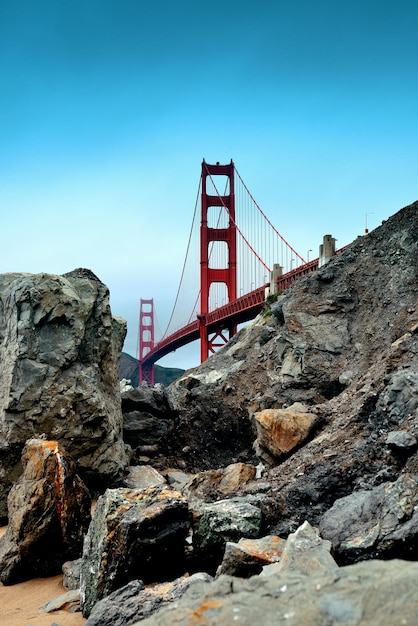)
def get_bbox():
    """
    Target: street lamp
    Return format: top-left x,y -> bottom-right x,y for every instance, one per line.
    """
307,249 -> 312,262
290,258 -> 295,270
